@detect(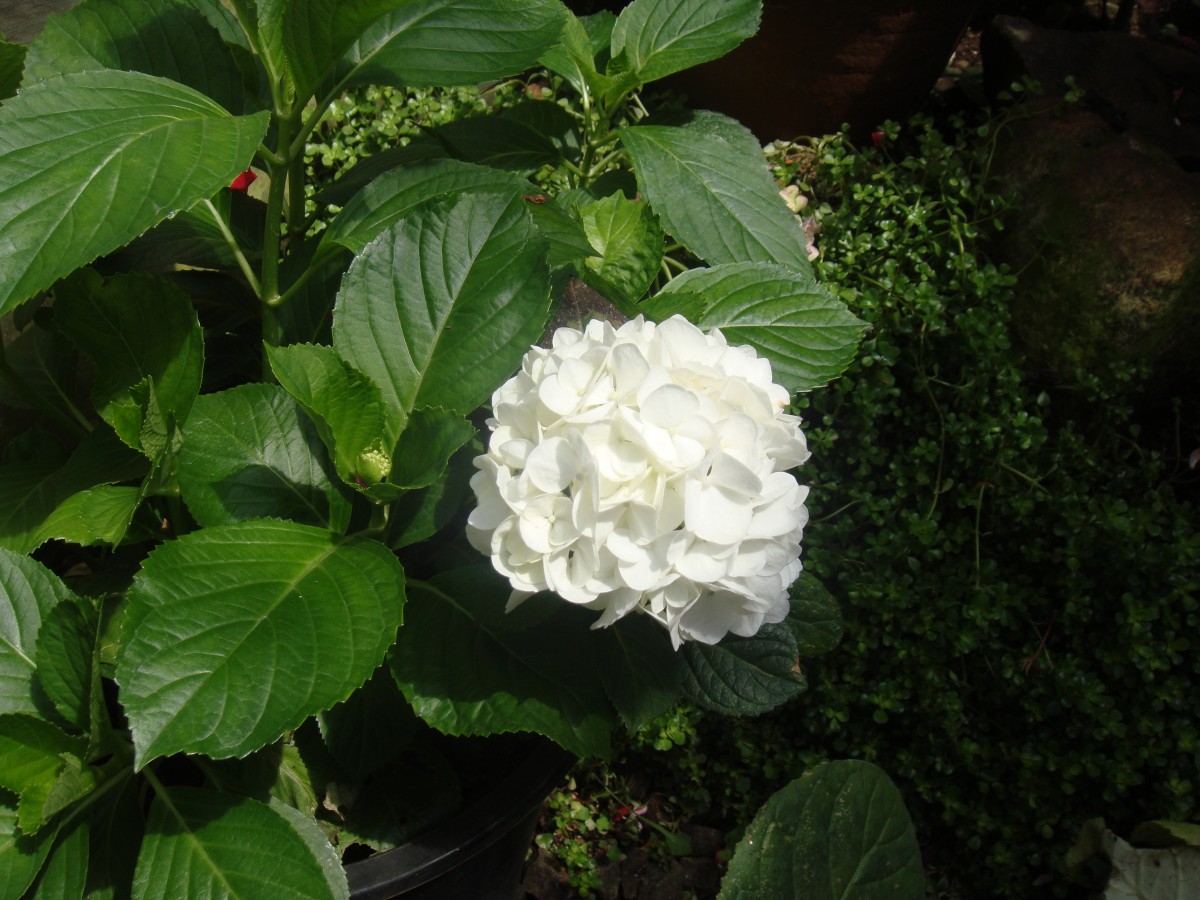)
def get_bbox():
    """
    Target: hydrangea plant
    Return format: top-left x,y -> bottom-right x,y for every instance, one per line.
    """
0,0 -> 863,895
